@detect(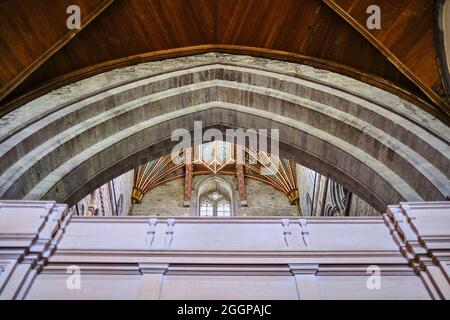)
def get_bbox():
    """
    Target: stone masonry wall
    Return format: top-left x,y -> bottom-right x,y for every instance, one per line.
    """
131,179 -> 191,216
240,179 -> 298,216
131,174 -> 297,216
